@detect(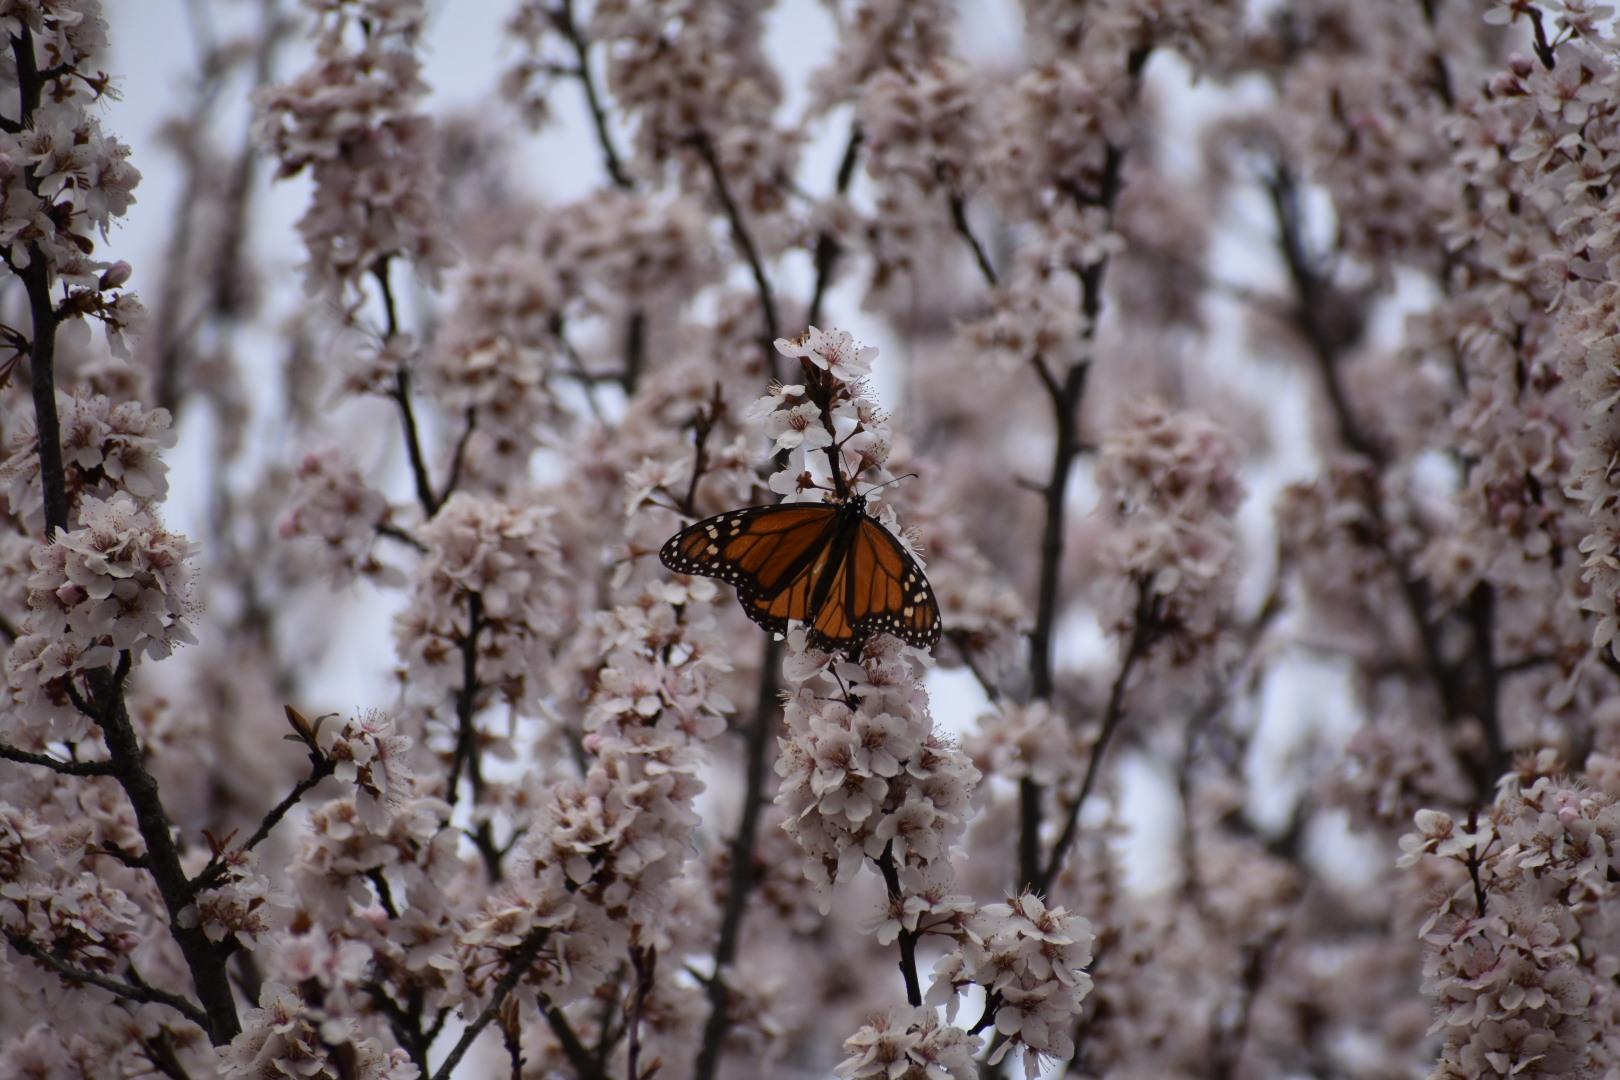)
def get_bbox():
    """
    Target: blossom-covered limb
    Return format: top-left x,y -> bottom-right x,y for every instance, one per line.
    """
7,17 -> 240,1044
4,930 -> 209,1029
1265,162 -> 1504,793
